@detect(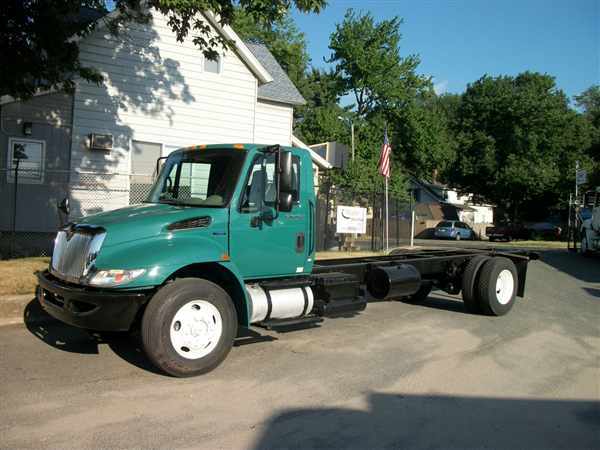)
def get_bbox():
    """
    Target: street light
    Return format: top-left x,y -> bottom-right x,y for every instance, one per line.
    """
337,116 -> 355,162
